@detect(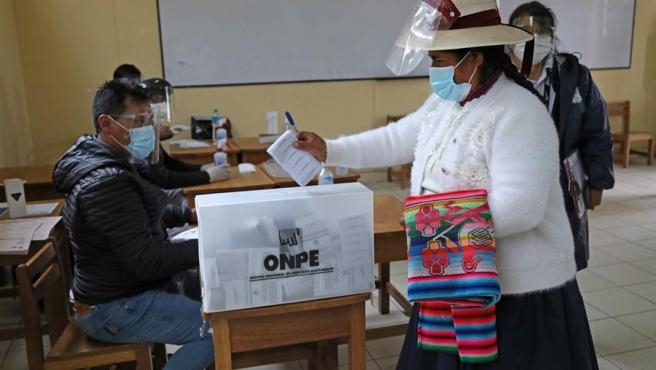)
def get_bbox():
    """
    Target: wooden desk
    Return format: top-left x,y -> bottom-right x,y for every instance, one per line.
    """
257,163 -> 360,187
183,167 -> 276,208
206,293 -> 369,370
0,199 -> 69,341
232,137 -> 271,164
162,139 -> 240,166
0,164 -> 60,202
367,195 -> 410,340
